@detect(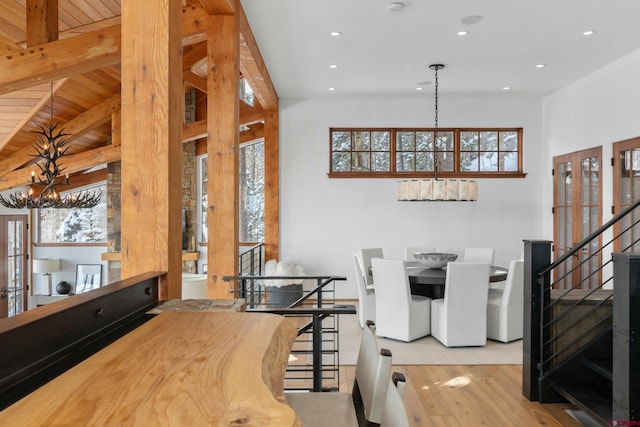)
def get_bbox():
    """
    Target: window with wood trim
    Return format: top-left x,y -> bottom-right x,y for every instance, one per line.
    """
329,128 -> 524,178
